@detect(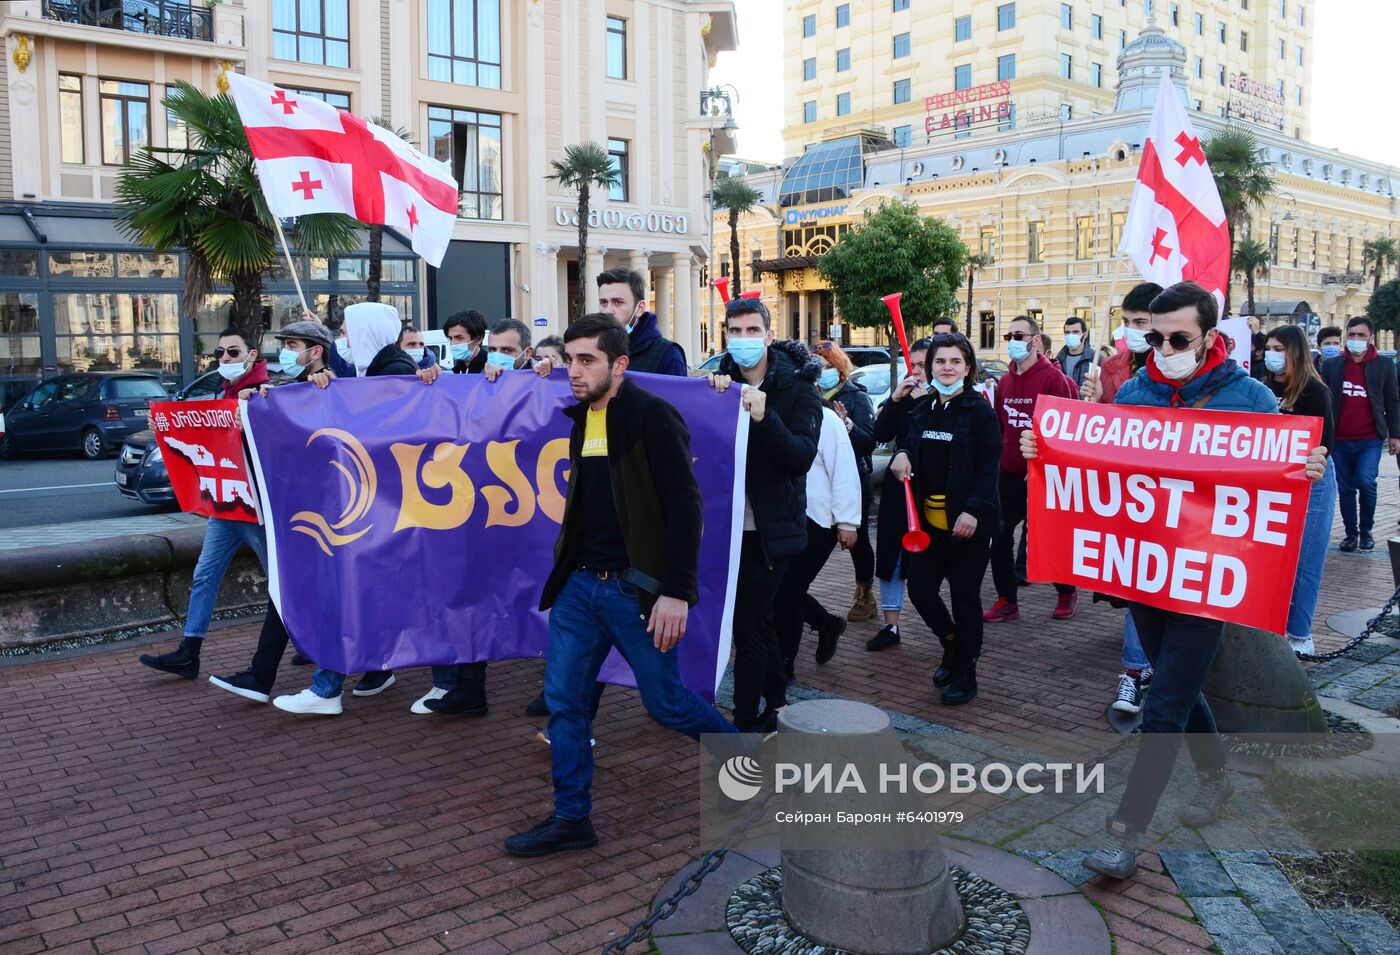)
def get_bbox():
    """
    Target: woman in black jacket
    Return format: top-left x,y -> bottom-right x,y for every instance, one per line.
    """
812,341 -> 878,622
889,334 -> 1001,706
